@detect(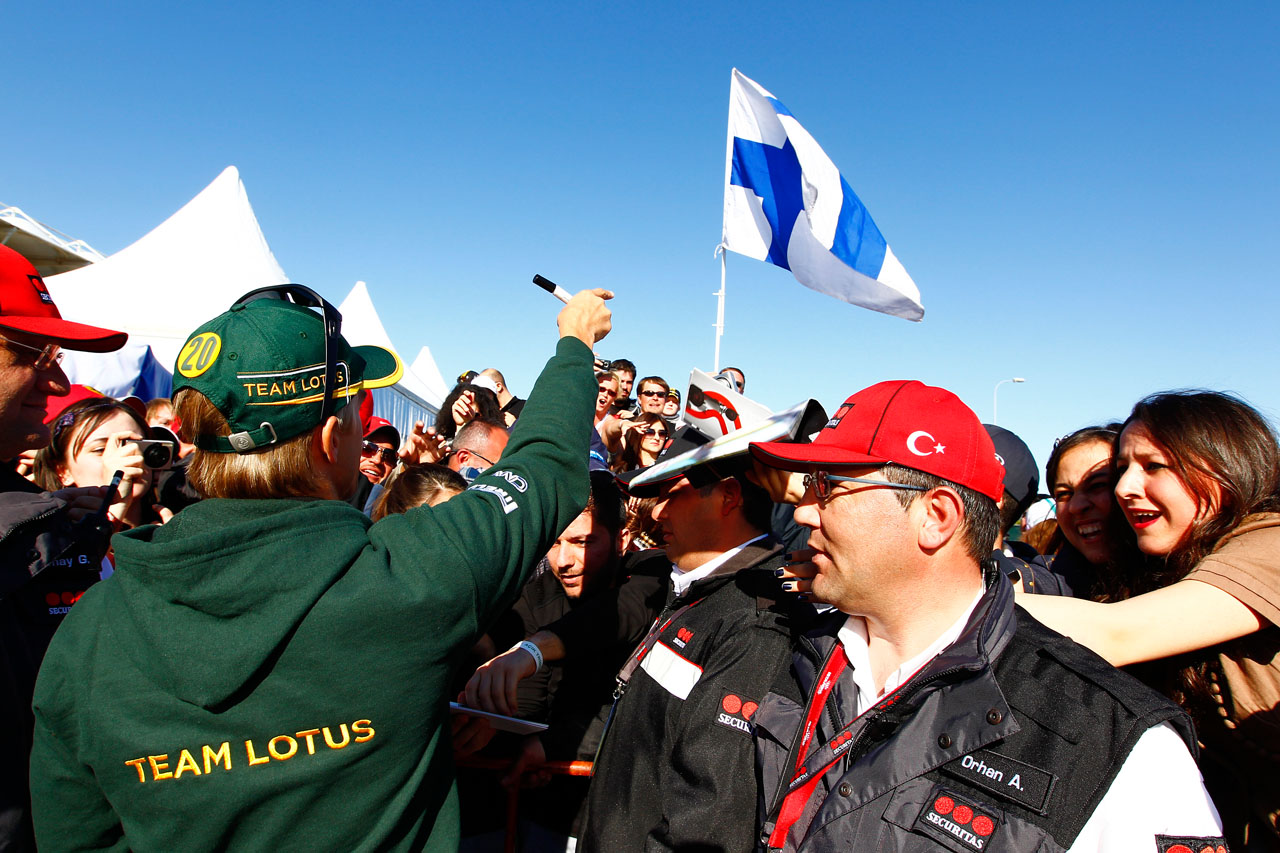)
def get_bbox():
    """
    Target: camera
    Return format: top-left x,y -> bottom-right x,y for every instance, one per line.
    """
135,439 -> 174,470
